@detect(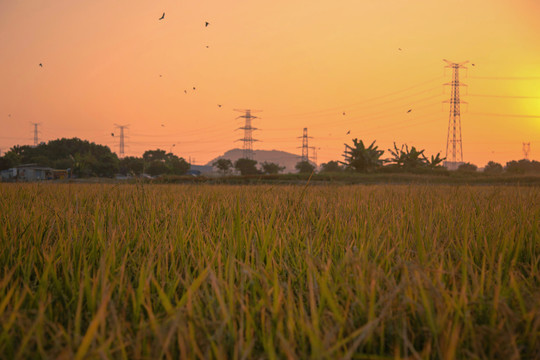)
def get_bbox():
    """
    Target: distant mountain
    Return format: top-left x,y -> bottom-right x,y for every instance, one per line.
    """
206,148 -> 303,173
